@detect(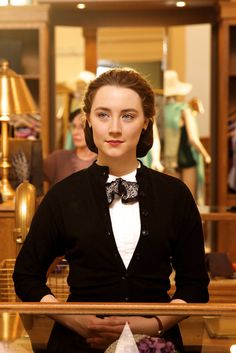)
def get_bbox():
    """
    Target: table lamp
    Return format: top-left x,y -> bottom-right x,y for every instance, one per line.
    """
0,59 -> 37,200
